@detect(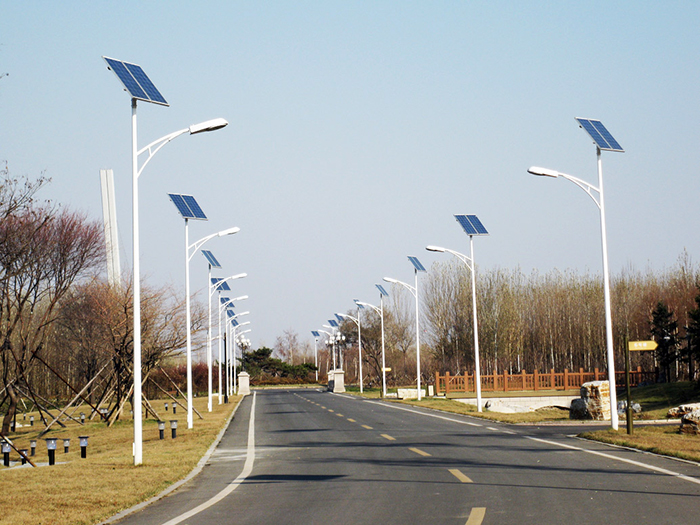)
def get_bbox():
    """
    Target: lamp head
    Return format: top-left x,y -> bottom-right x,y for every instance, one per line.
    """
426,245 -> 446,253
383,277 -> 398,284
189,118 -> 229,135
527,166 -> 559,178
218,226 -> 240,237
